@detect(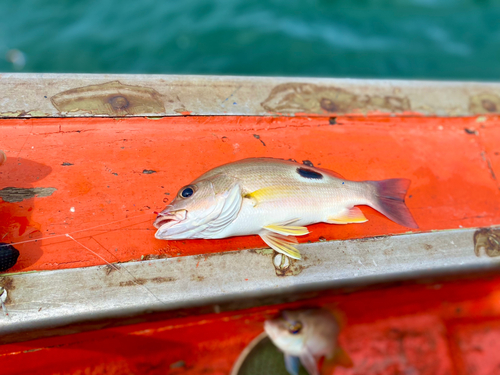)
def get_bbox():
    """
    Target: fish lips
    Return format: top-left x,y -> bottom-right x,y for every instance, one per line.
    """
153,209 -> 187,238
